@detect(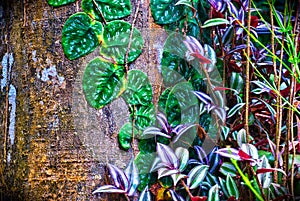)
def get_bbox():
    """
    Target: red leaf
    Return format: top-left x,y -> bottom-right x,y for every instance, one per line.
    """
250,16 -> 259,28
238,149 -> 252,160
227,196 -> 237,201
256,168 -> 274,174
191,49 -> 211,64
191,196 -> 208,201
